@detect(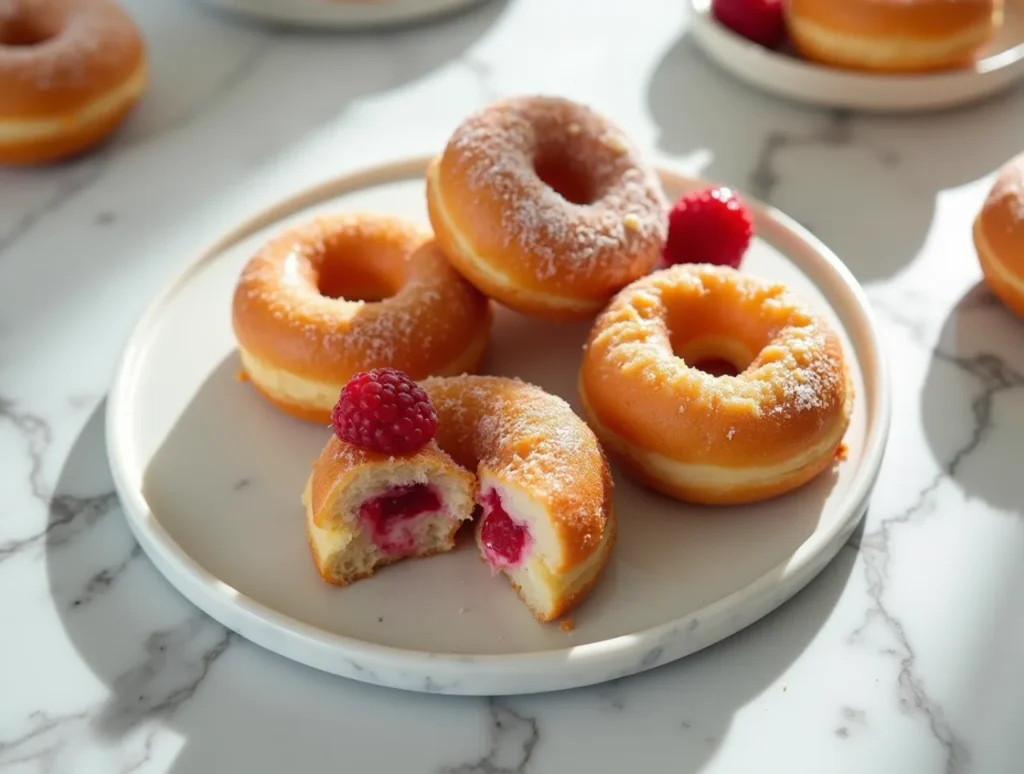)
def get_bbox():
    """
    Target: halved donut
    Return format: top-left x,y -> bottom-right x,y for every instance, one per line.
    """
974,152 -> 1024,318
303,375 -> 616,622
231,213 -> 492,424
578,264 -> 854,505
